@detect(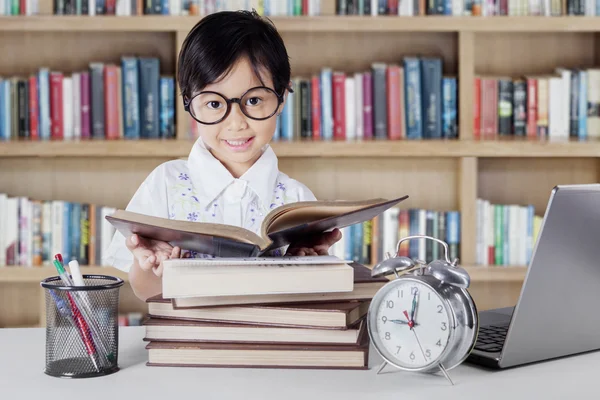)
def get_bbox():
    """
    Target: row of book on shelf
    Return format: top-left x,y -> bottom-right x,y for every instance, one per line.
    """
474,67 -> 600,139
476,198 -> 542,267
0,193 -> 460,268
255,57 -> 457,143
329,207 -> 461,266
0,193 -> 117,267
0,56 -> 175,141
336,0 -> 597,16
0,0 -> 321,16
